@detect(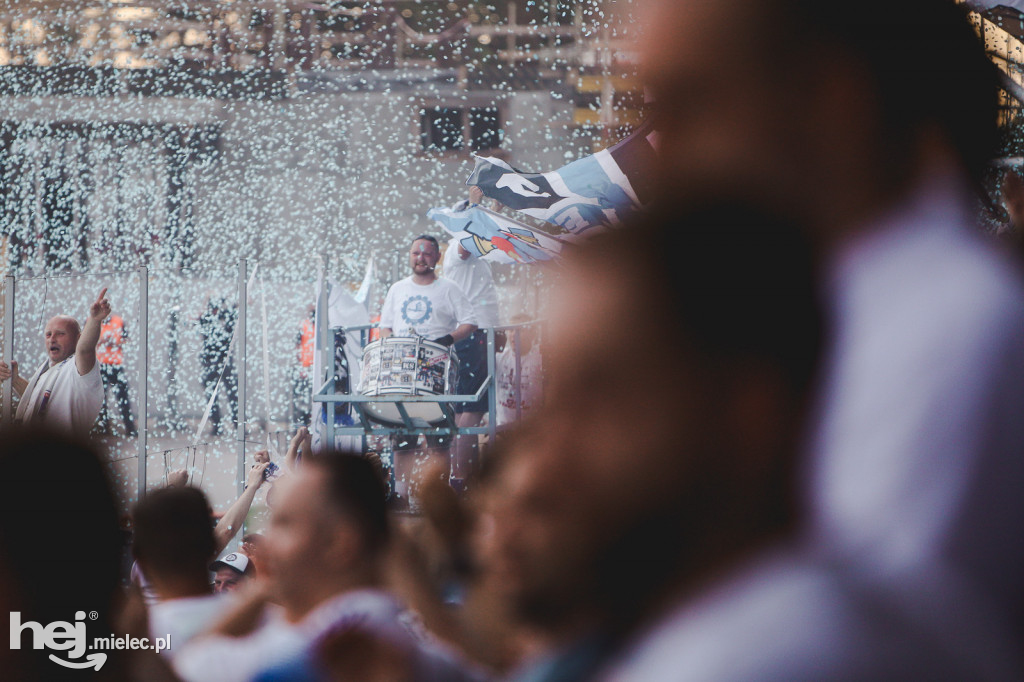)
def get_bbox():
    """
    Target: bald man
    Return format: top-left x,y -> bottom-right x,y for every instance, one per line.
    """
0,288 -> 110,437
